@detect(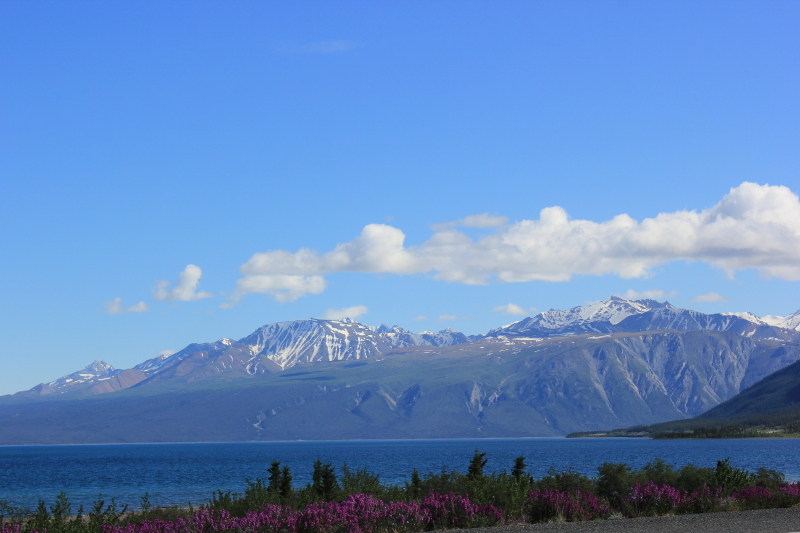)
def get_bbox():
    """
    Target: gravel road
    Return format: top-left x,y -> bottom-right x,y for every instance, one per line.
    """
443,508 -> 800,533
